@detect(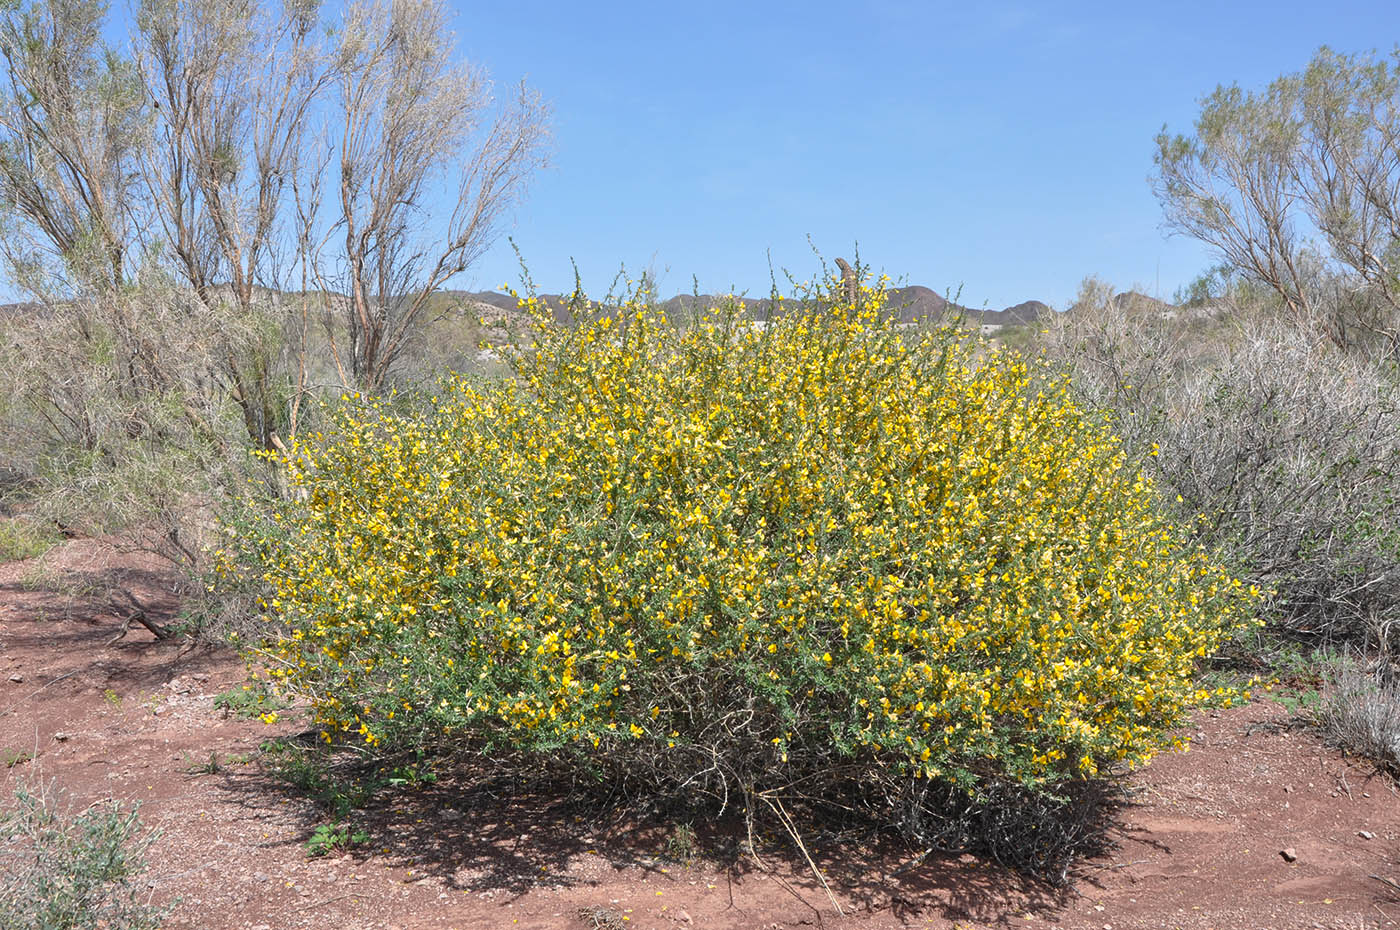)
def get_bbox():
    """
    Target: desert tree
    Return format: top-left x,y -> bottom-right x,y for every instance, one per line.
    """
1154,46 -> 1400,359
0,0 -> 144,291
0,0 -> 232,624
0,0 -> 548,641
134,0 -> 336,449
322,0 -> 548,391
0,0 -> 333,465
